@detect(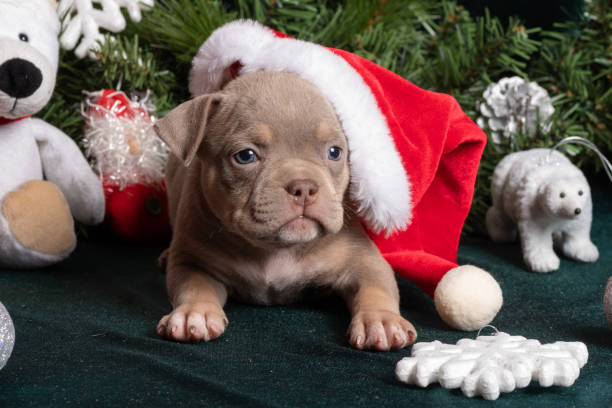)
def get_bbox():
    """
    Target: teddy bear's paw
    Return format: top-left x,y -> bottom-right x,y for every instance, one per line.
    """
1,180 -> 76,256
486,206 -> 517,243
157,302 -> 228,343
347,310 -> 417,351
560,238 -> 599,263
523,250 -> 560,273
